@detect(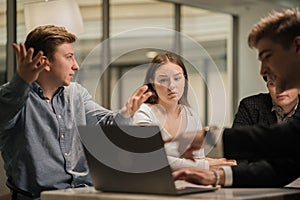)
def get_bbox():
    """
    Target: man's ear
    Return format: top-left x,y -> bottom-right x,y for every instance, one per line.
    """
40,56 -> 51,71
